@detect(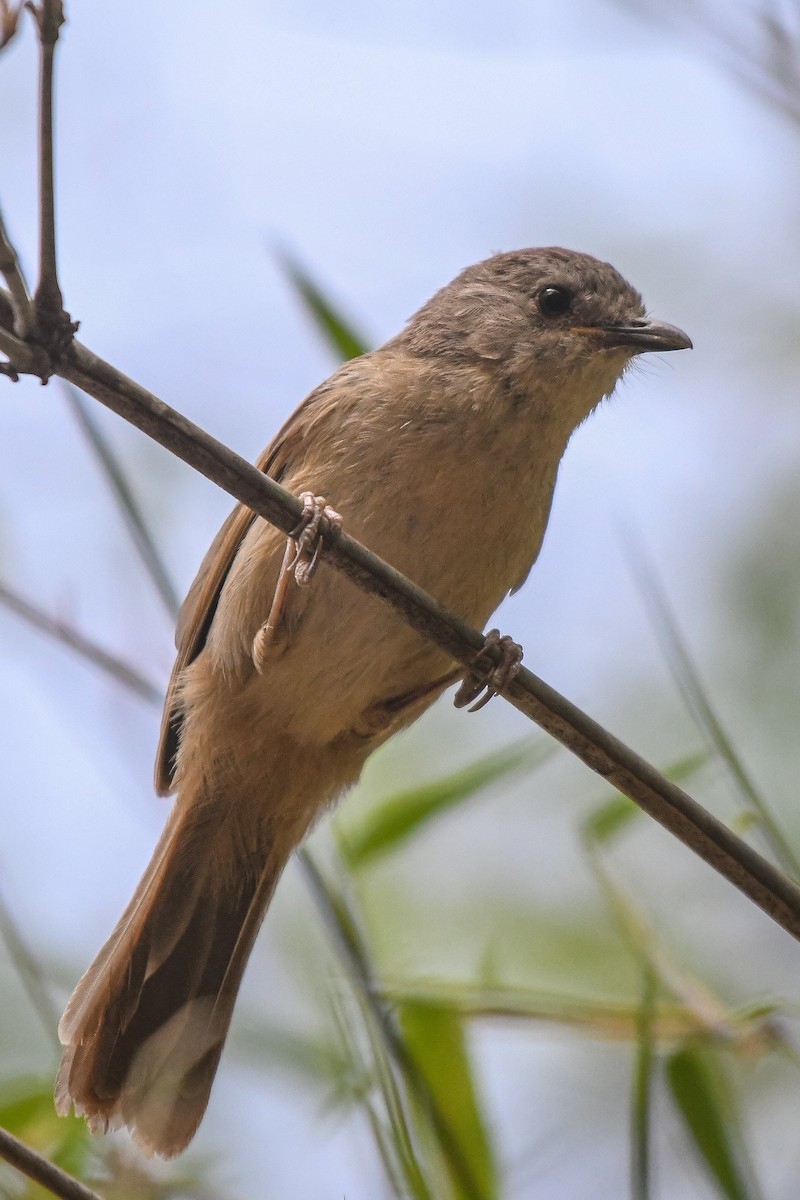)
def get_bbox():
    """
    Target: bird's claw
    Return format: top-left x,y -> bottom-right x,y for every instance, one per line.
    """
289,492 -> 342,587
252,491 -> 342,672
453,629 -> 523,712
